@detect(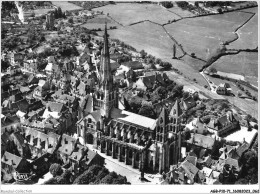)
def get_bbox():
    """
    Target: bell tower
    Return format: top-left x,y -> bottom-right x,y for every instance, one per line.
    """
93,24 -> 118,118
